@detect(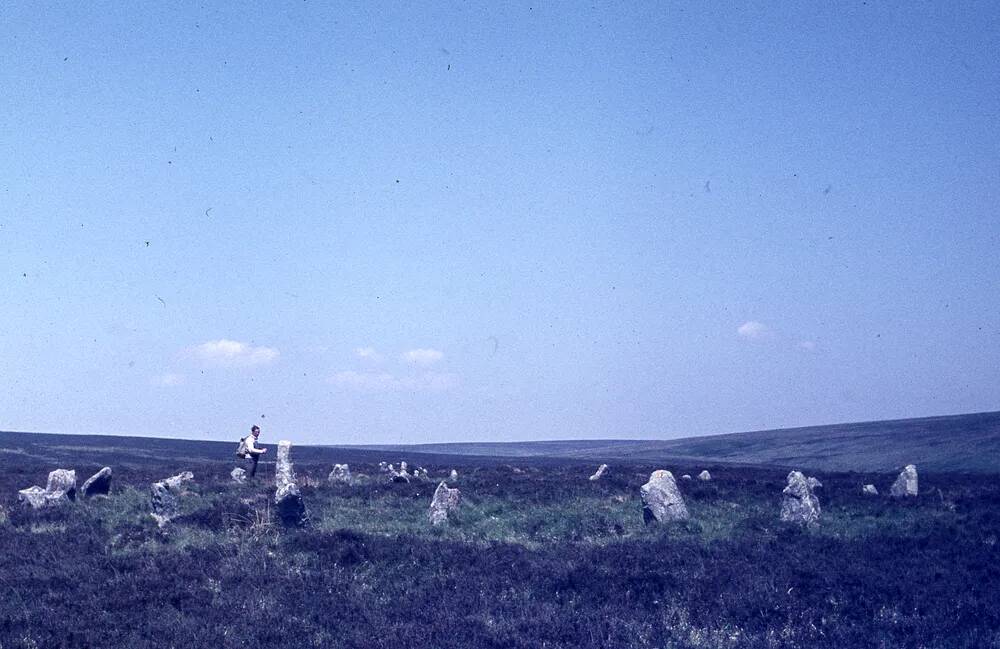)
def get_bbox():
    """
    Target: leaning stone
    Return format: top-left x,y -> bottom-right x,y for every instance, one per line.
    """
890,464 -> 918,497
231,468 -> 247,484
589,464 -> 609,481
780,471 -> 821,527
81,467 -> 112,498
274,440 -> 308,527
697,470 -> 712,481
862,484 -> 879,496
46,469 -> 77,501
640,470 -> 689,523
680,474 -> 692,481
428,481 -> 461,526
328,464 -> 352,484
